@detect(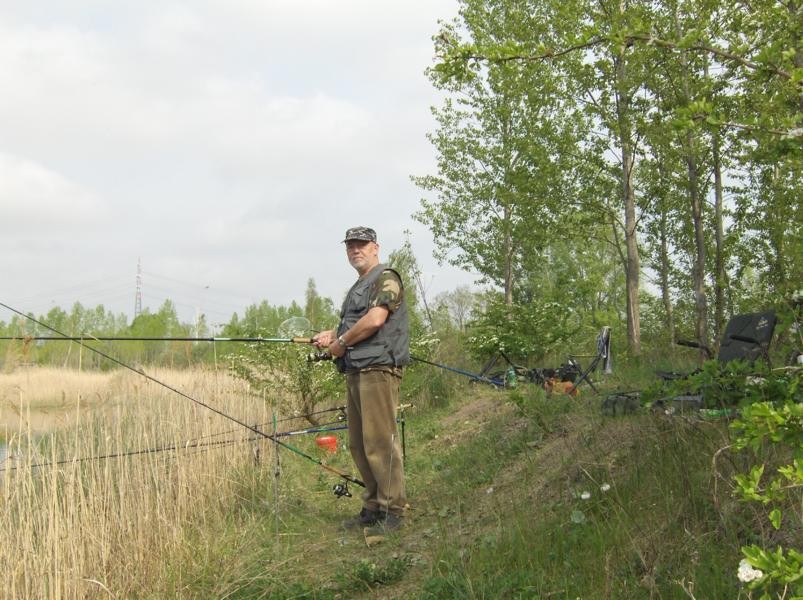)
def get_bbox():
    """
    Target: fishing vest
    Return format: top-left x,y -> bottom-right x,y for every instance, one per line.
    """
335,264 -> 410,373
